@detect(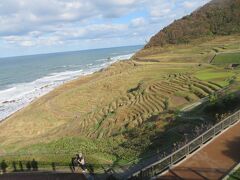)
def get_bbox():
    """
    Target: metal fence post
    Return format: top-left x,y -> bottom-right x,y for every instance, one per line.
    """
186,145 -> 189,155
